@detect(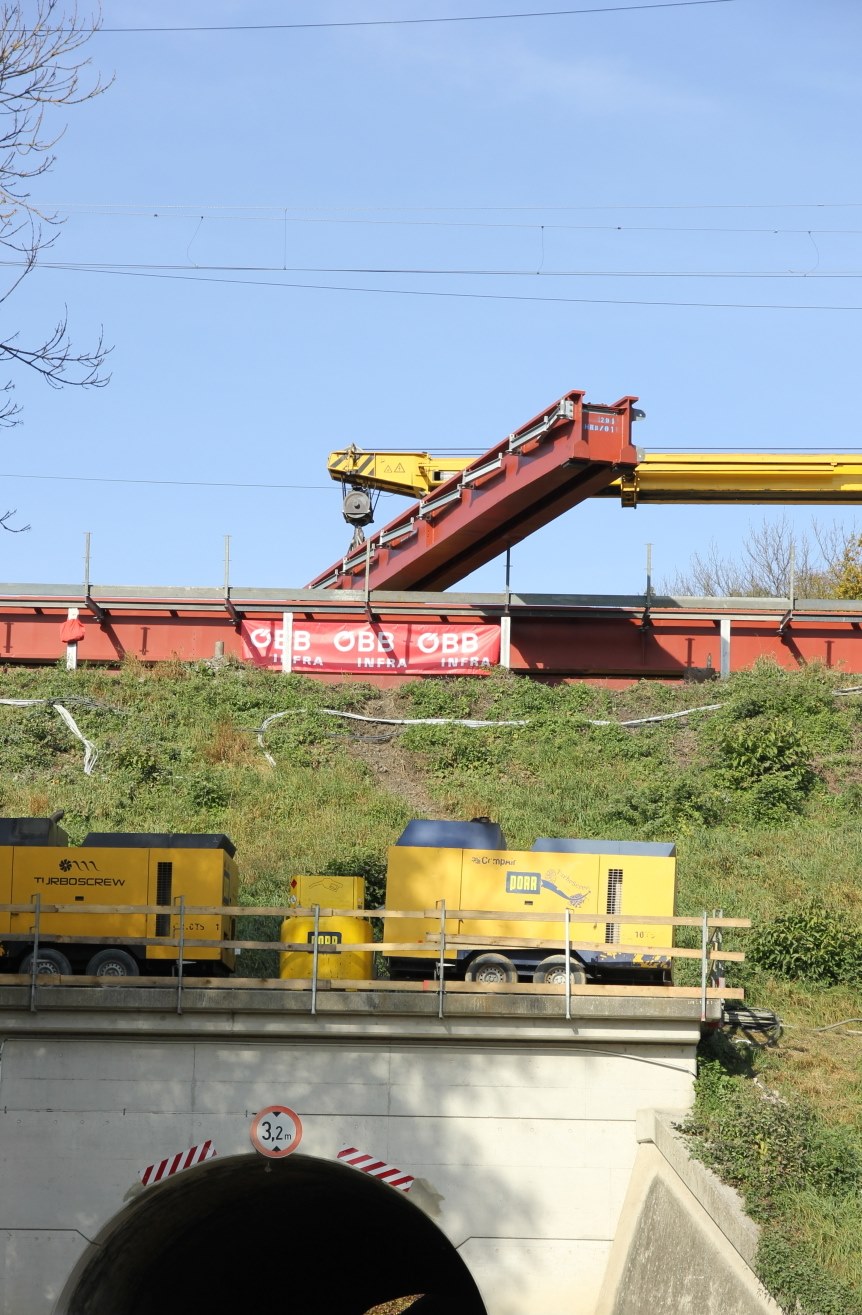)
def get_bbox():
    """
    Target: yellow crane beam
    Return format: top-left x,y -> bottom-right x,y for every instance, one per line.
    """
327,446 -> 473,499
327,447 -> 862,506
607,453 -> 862,506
